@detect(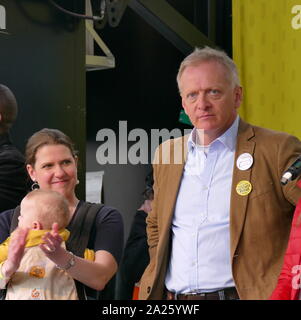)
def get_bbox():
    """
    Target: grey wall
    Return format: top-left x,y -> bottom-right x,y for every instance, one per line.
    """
0,0 -> 86,198
87,140 -> 151,242
86,6 -> 186,243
